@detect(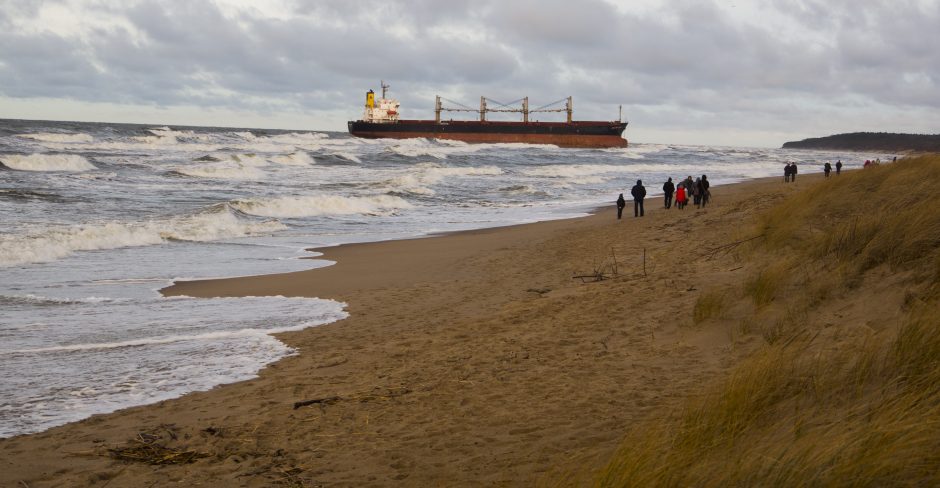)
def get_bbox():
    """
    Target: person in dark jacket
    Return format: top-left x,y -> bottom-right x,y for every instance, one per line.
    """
631,179 -> 646,217
835,160 -> 842,175
824,162 -> 832,178
791,162 -> 798,181
784,162 -> 792,183
616,193 -> 626,220
663,177 -> 675,209
700,175 -> 710,207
